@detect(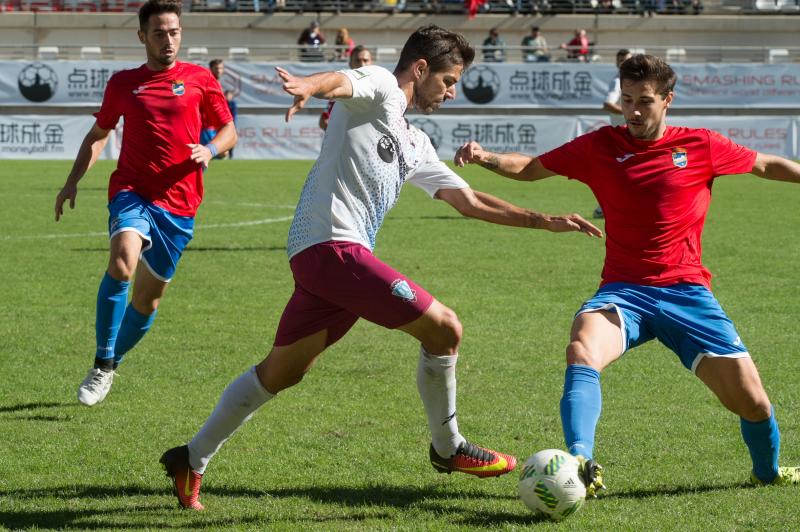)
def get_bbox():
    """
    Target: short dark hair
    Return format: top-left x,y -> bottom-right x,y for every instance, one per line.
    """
619,54 -> 677,98
531,26 -> 540,32
209,58 -> 224,69
395,25 -> 474,74
616,48 -> 630,60
138,0 -> 181,31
